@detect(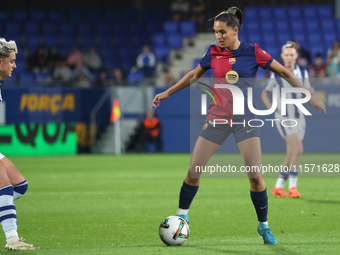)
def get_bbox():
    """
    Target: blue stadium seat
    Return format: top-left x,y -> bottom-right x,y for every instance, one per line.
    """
48,9 -> 64,22
12,9 -> 29,22
142,8 -> 158,22
114,37 -> 131,47
19,72 -> 36,84
105,9 -> 121,22
247,22 -> 260,33
60,23 -> 76,36
276,21 -> 289,33
14,60 -> 26,73
238,31 -> 247,42
259,7 -> 272,21
29,9 -> 46,22
130,23 -> 146,34
168,34 -> 182,49
132,35 -> 149,47
310,46 -> 325,60
5,34 -> 23,46
44,35 -> 61,48
42,23 -> 59,36
79,36 -> 97,51
164,21 -> 179,35
244,7 -> 257,20
152,33 -> 166,46
87,9 -> 103,22
180,21 -> 195,36
321,20 -> 335,33
68,9 -> 85,23
26,36 -> 43,50
146,21 -> 162,34
77,24 -> 93,37
5,22 -> 21,35
263,34 -> 276,46
249,34 -> 262,45
278,33 -> 292,45
62,36 -> 78,48
97,37 -> 113,48
273,7 -> 287,20
113,22 -> 126,35
324,33 -> 336,47
128,71 -> 144,86
306,20 -> 319,33
288,7 -> 302,19
291,21 -> 304,34
23,22 -> 40,35
309,34 -> 322,45
261,23 -> 274,33
120,47 -> 136,61
0,10 -> 8,22
36,72 -> 51,84
124,9 -> 140,21
293,33 -> 308,48
318,5 -> 333,18
2,74 -> 18,86
154,46 -> 170,62
303,6 -> 317,19
95,23 -> 111,37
